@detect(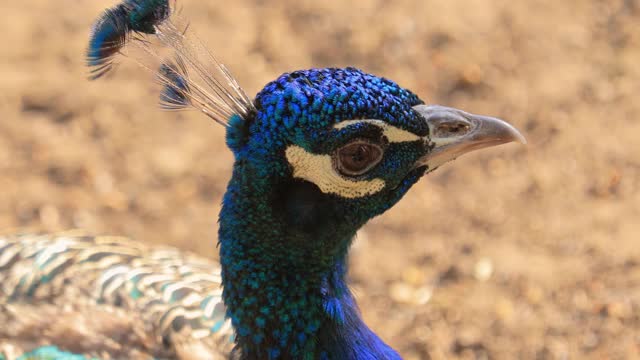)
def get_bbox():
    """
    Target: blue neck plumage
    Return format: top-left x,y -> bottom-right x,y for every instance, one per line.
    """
316,261 -> 402,360
218,162 -> 400,359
